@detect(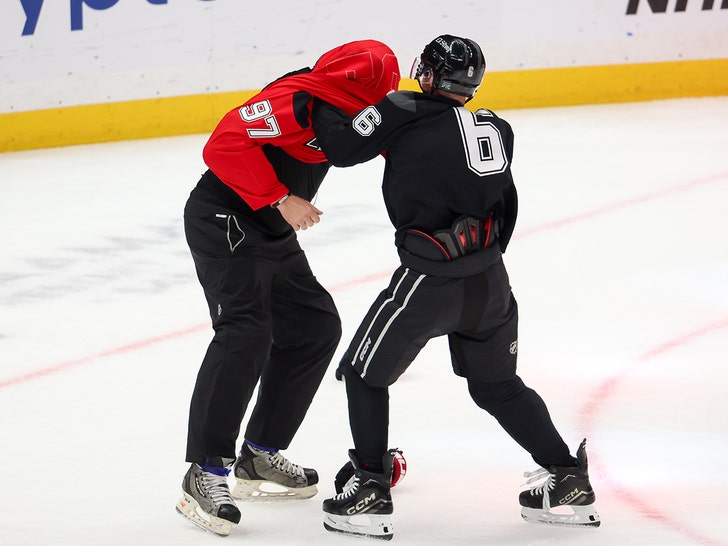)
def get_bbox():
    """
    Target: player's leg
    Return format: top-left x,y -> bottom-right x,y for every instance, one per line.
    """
235,244 -> 341,499
184,235 -> 274,467
324,268 -> 458,539
179,212 -> 275,534
451,259 -> 599,527
243,246 -> 341,448
467,376 -> 572,466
